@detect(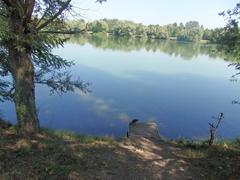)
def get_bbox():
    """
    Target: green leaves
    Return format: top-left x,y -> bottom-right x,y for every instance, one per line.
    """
0,79 -> 13,102
68,18 -> 209,42
177,21 -> 203,42
0,0 -> 91,102
216,3 -> 240,62
35,72 -> 91,95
